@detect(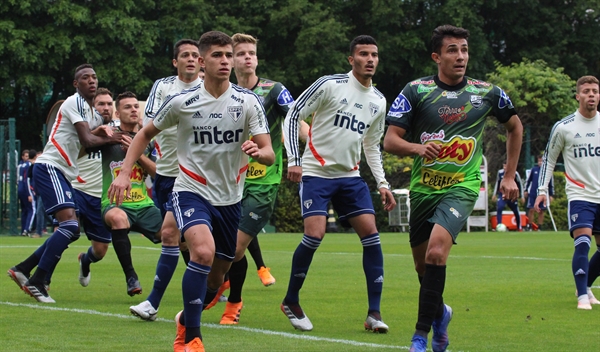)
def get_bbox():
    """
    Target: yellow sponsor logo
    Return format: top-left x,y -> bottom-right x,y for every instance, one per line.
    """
421,169 -> 465,190
423,135 -> 475,166
246,161 -> 267,179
